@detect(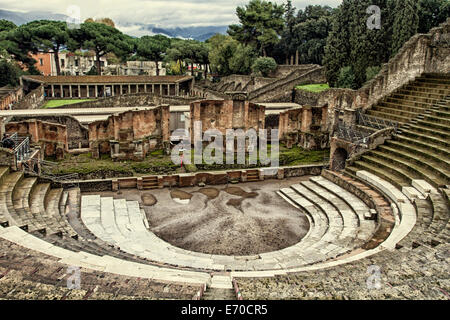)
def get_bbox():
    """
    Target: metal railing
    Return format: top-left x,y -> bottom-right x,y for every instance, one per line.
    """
335,122 -> 371,146
357,111 -> 399,132
22,158 -> 79,188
